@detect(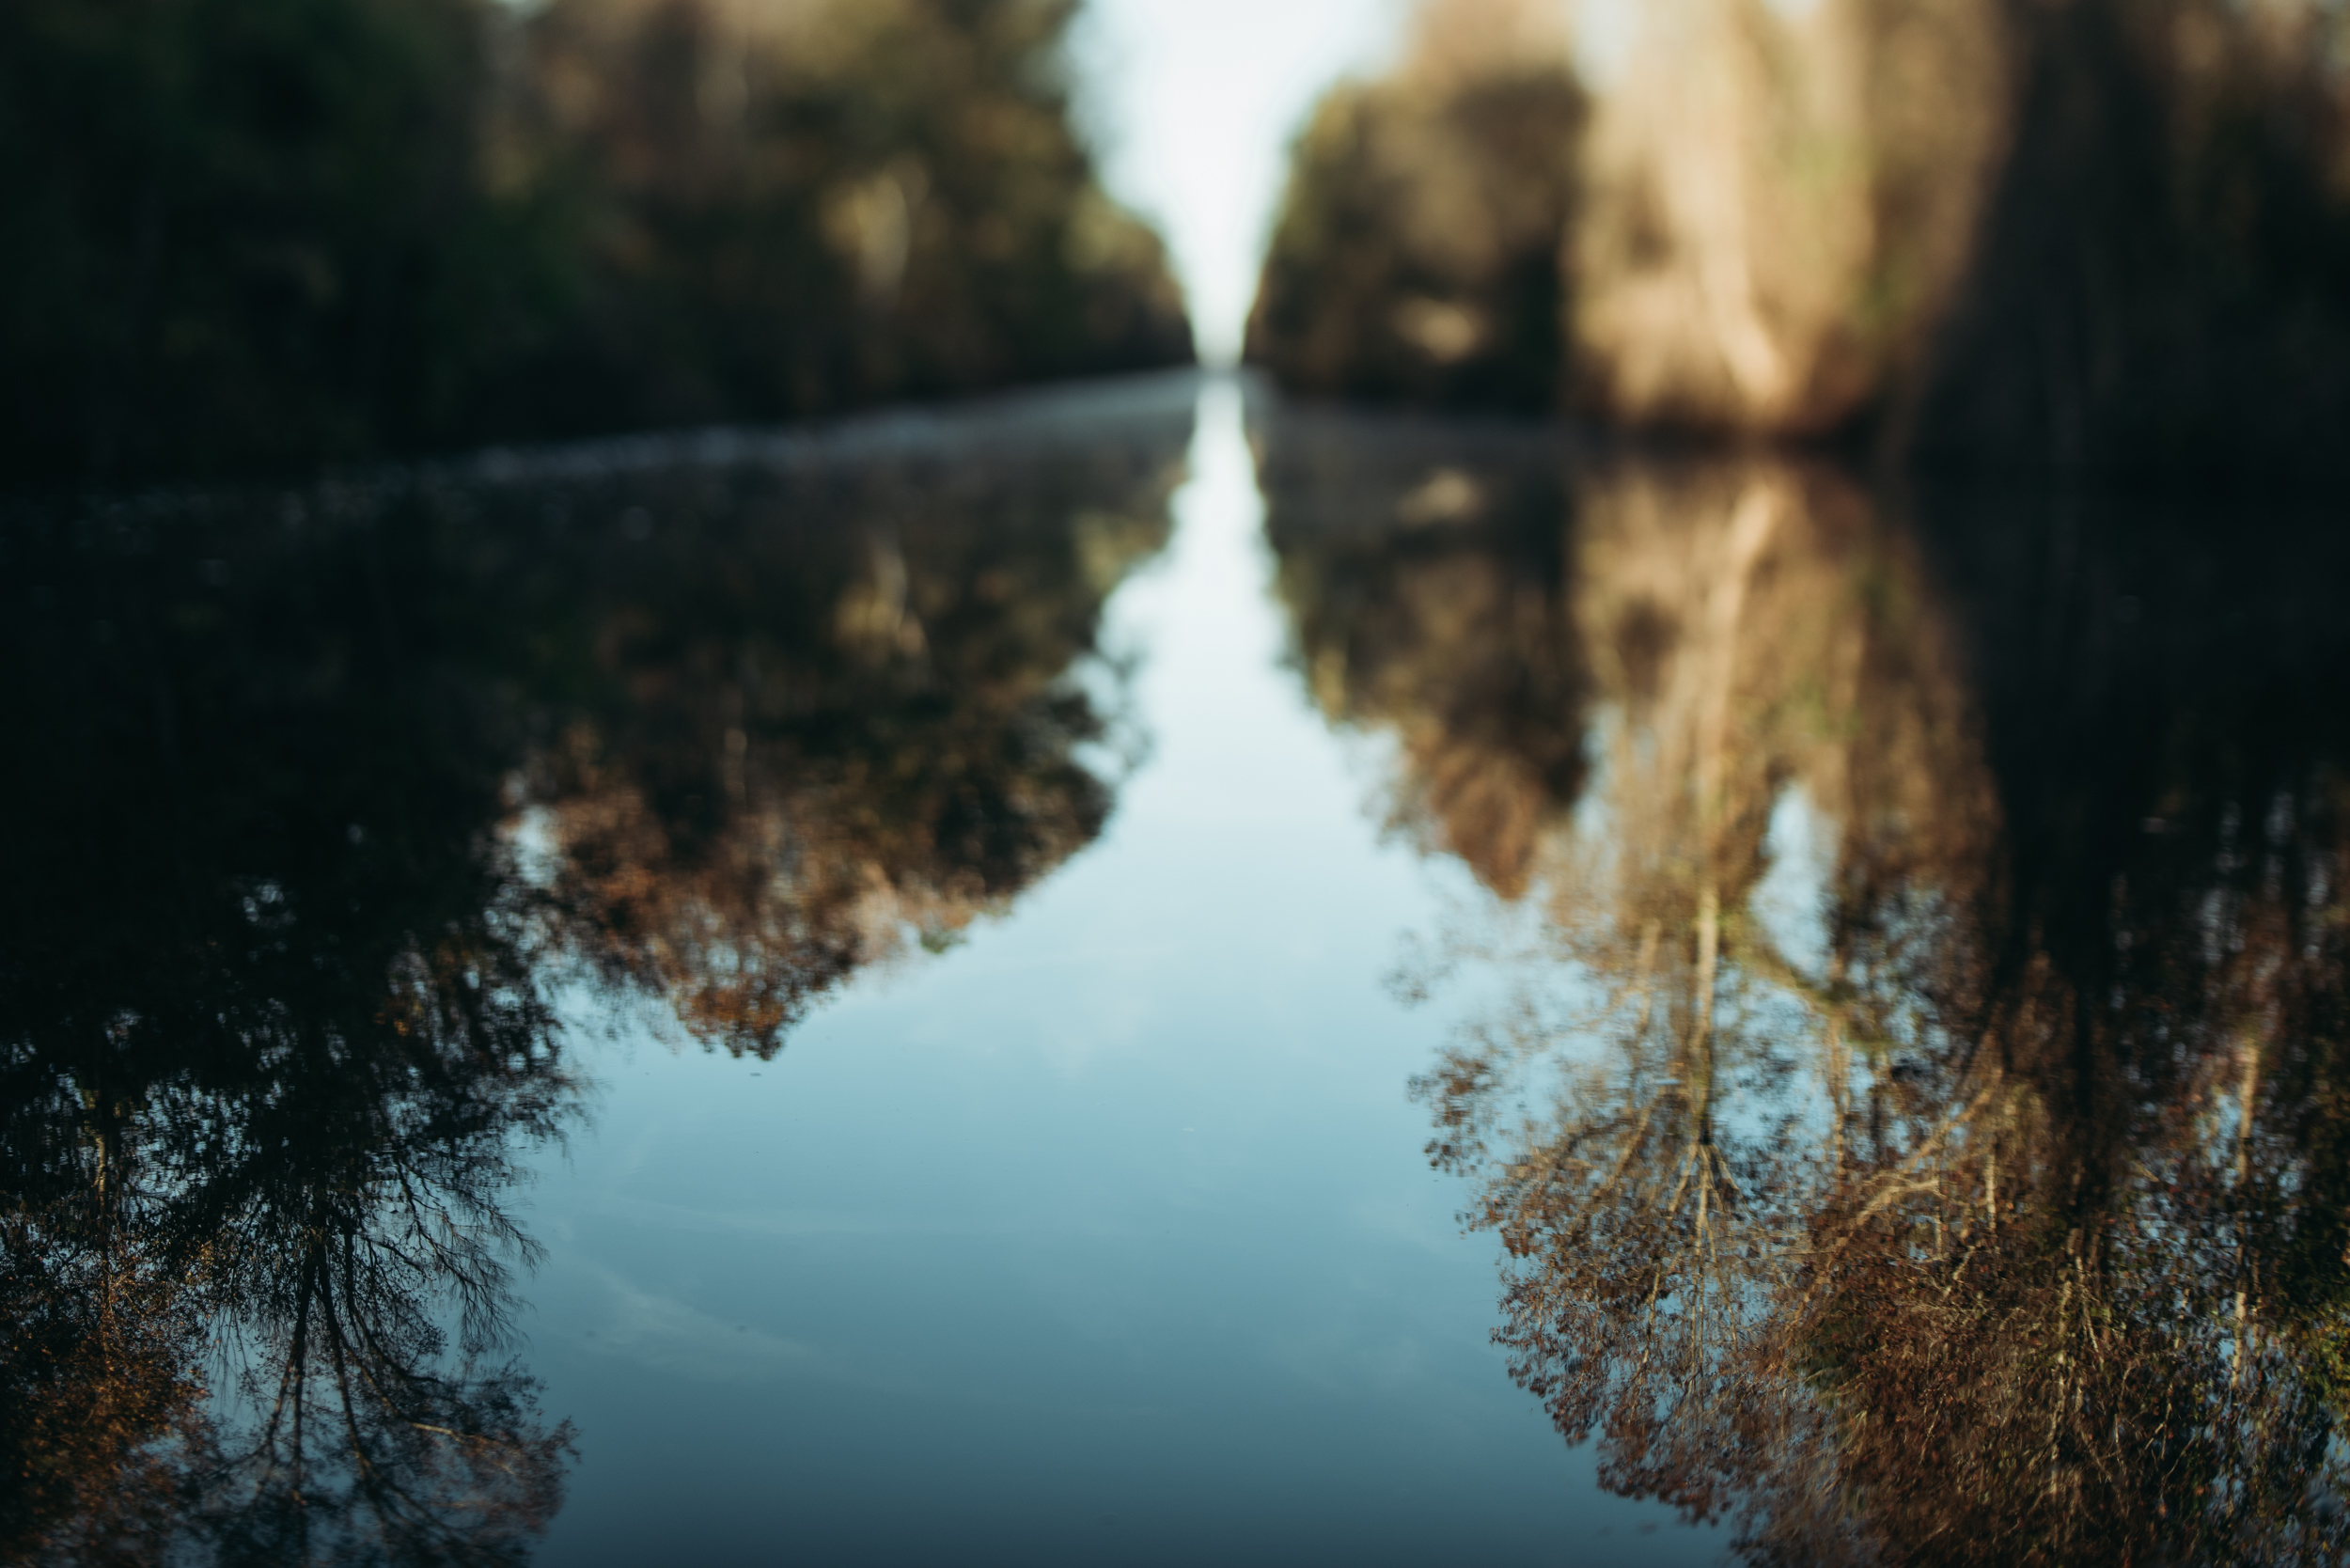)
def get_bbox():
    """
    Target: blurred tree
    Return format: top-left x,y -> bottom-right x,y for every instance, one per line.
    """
462,0 -> 1193,442
1246,0 -> 1583,409
1252,0 -> 2350,479
1903,0 -> 2350,478
0,0 -> 494,479
0,0 -> 1191,484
